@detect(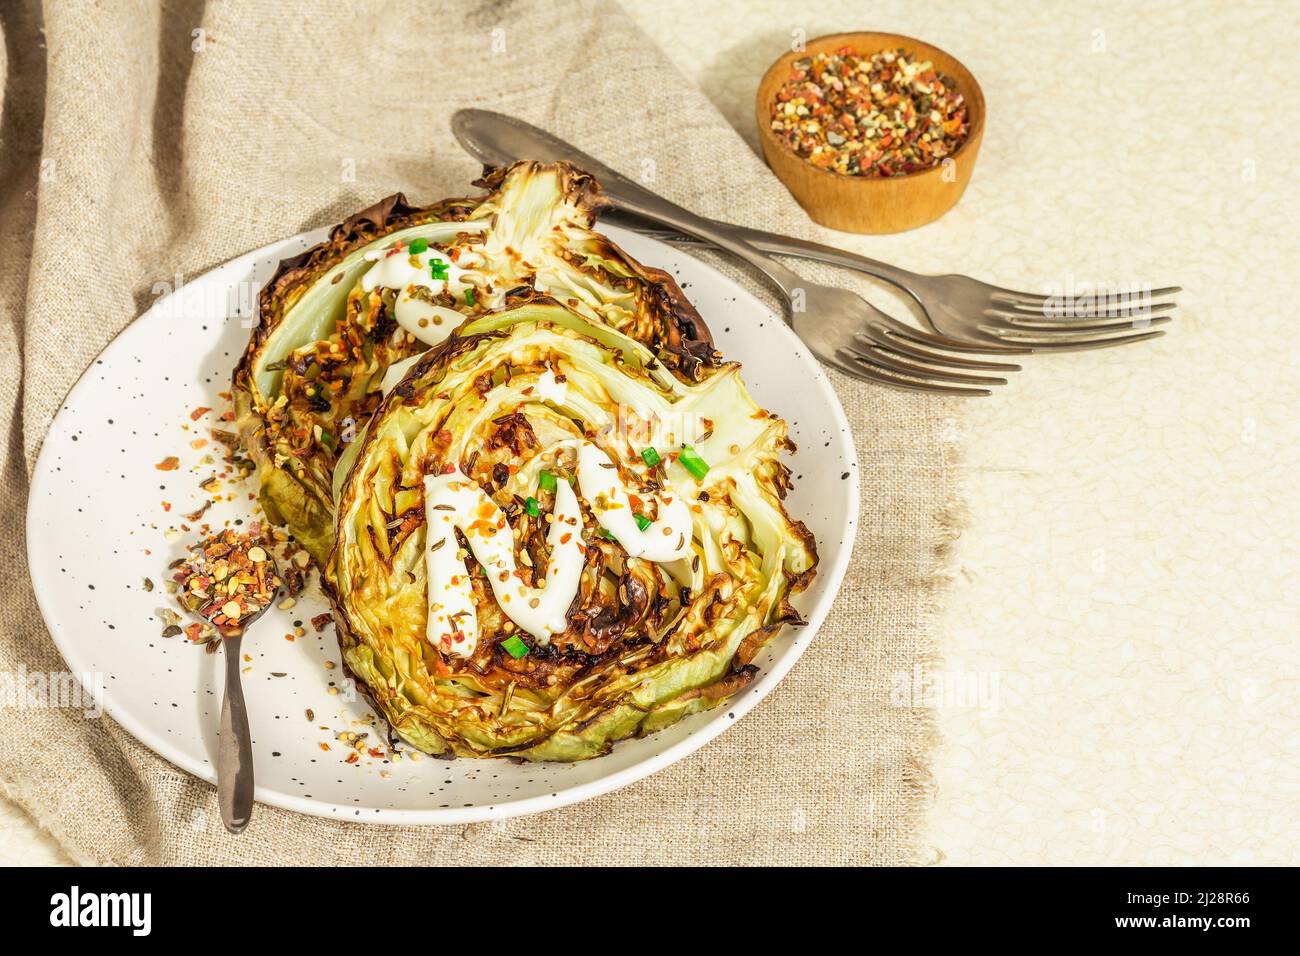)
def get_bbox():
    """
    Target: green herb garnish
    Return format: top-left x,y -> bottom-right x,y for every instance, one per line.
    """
538,470 -> 557,493
501,635 -> 529,659
678,445 -> 709,481
634,513 -> 652,531
641,446 -> 661,467
525,496 -> 539,517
